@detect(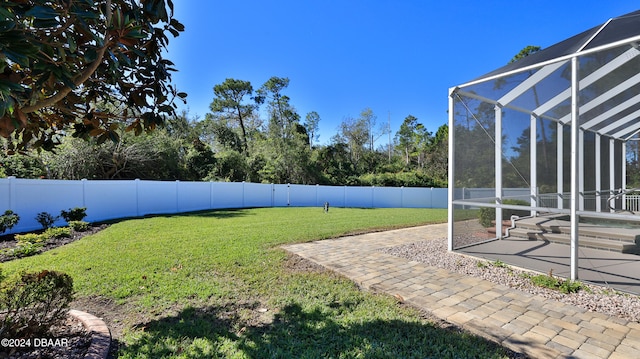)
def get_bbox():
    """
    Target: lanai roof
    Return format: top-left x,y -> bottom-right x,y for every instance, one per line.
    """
454,10 -> 640,141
